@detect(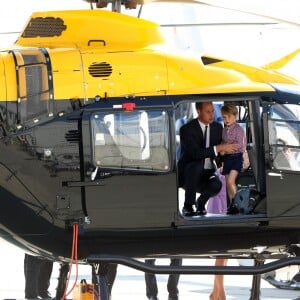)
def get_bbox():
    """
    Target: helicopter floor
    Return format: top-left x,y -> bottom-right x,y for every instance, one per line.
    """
178,188 -> 266,220
181,212 -> 267,219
